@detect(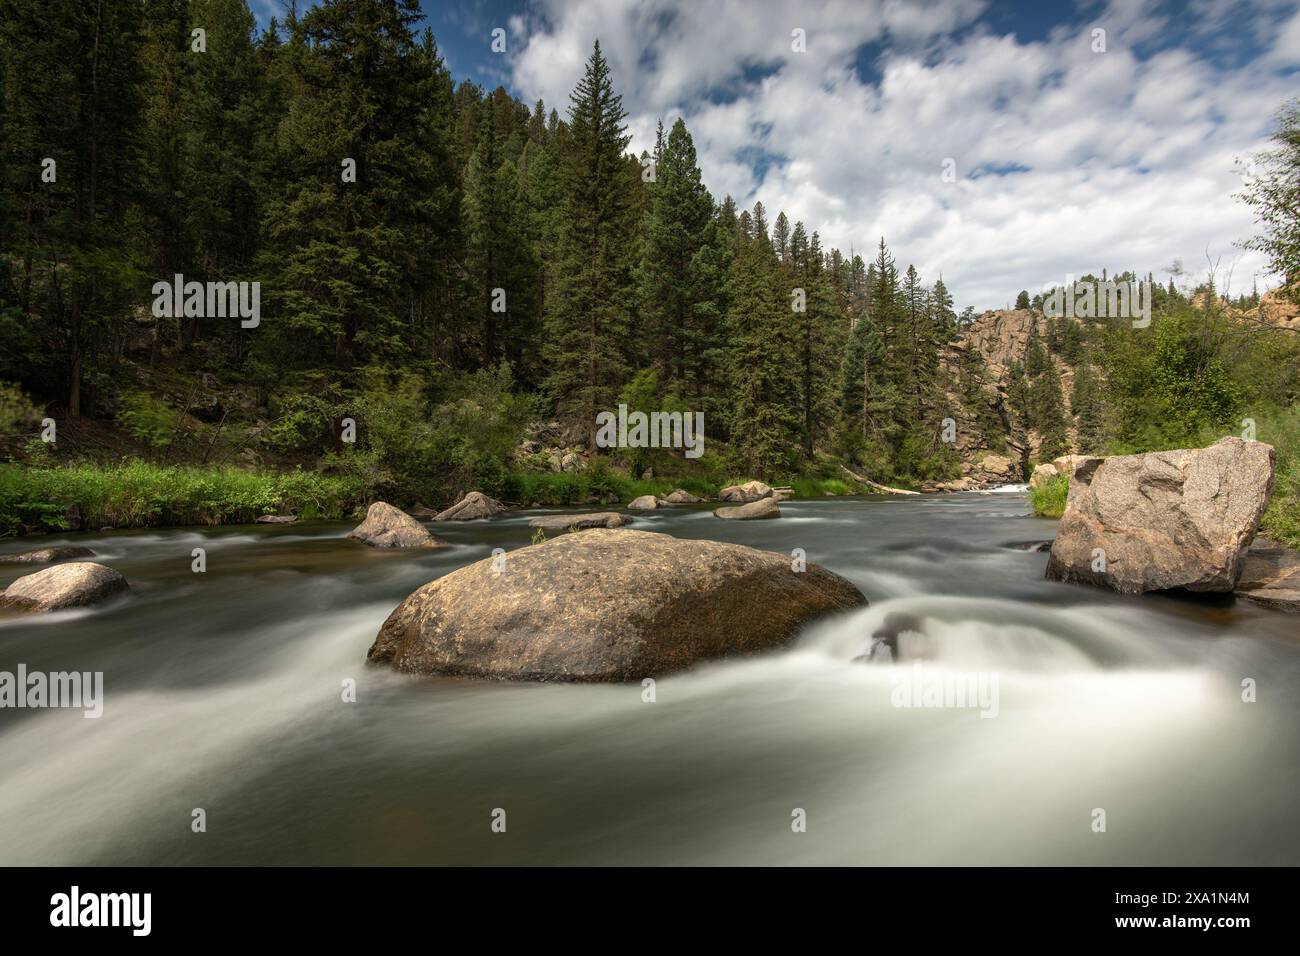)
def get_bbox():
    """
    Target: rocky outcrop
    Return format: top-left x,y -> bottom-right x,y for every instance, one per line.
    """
0,562 -> 129,612
970,453 -> 1019,485
662,489 -> 703,504
348,502 -> 444,549
528,512 -> 633,535
718,480 -> 773,503
1045,438 -> 1275,593
434,491 -> 506,521
1234,537 -> 1300,612
714,497 -> 781,520
627,495 -> 659,510
0,546 -> 95,564
367,528 -> 866,680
